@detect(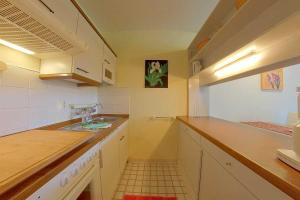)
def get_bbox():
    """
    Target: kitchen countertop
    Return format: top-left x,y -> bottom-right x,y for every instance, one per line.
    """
177,116 -> 300,199
0,114 -> 129,200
